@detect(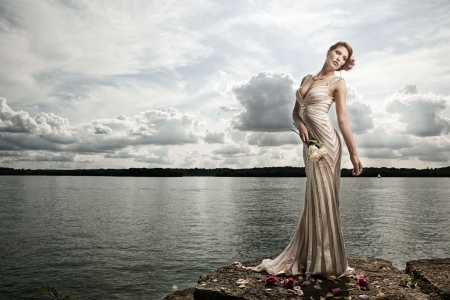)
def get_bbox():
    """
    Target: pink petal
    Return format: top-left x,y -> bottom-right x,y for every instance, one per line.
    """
331,287 -> 341,295
359,295 -> 370,300
314,283 -> 321,290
